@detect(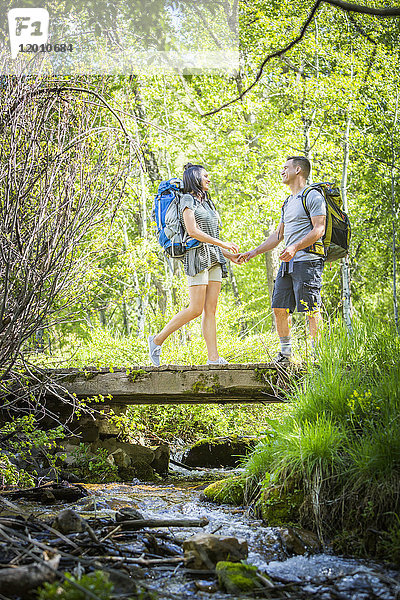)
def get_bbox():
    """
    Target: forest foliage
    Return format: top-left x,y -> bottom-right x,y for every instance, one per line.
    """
0,1 -> 399,438
0,4 -> 399,569
19,0 -> 397,363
